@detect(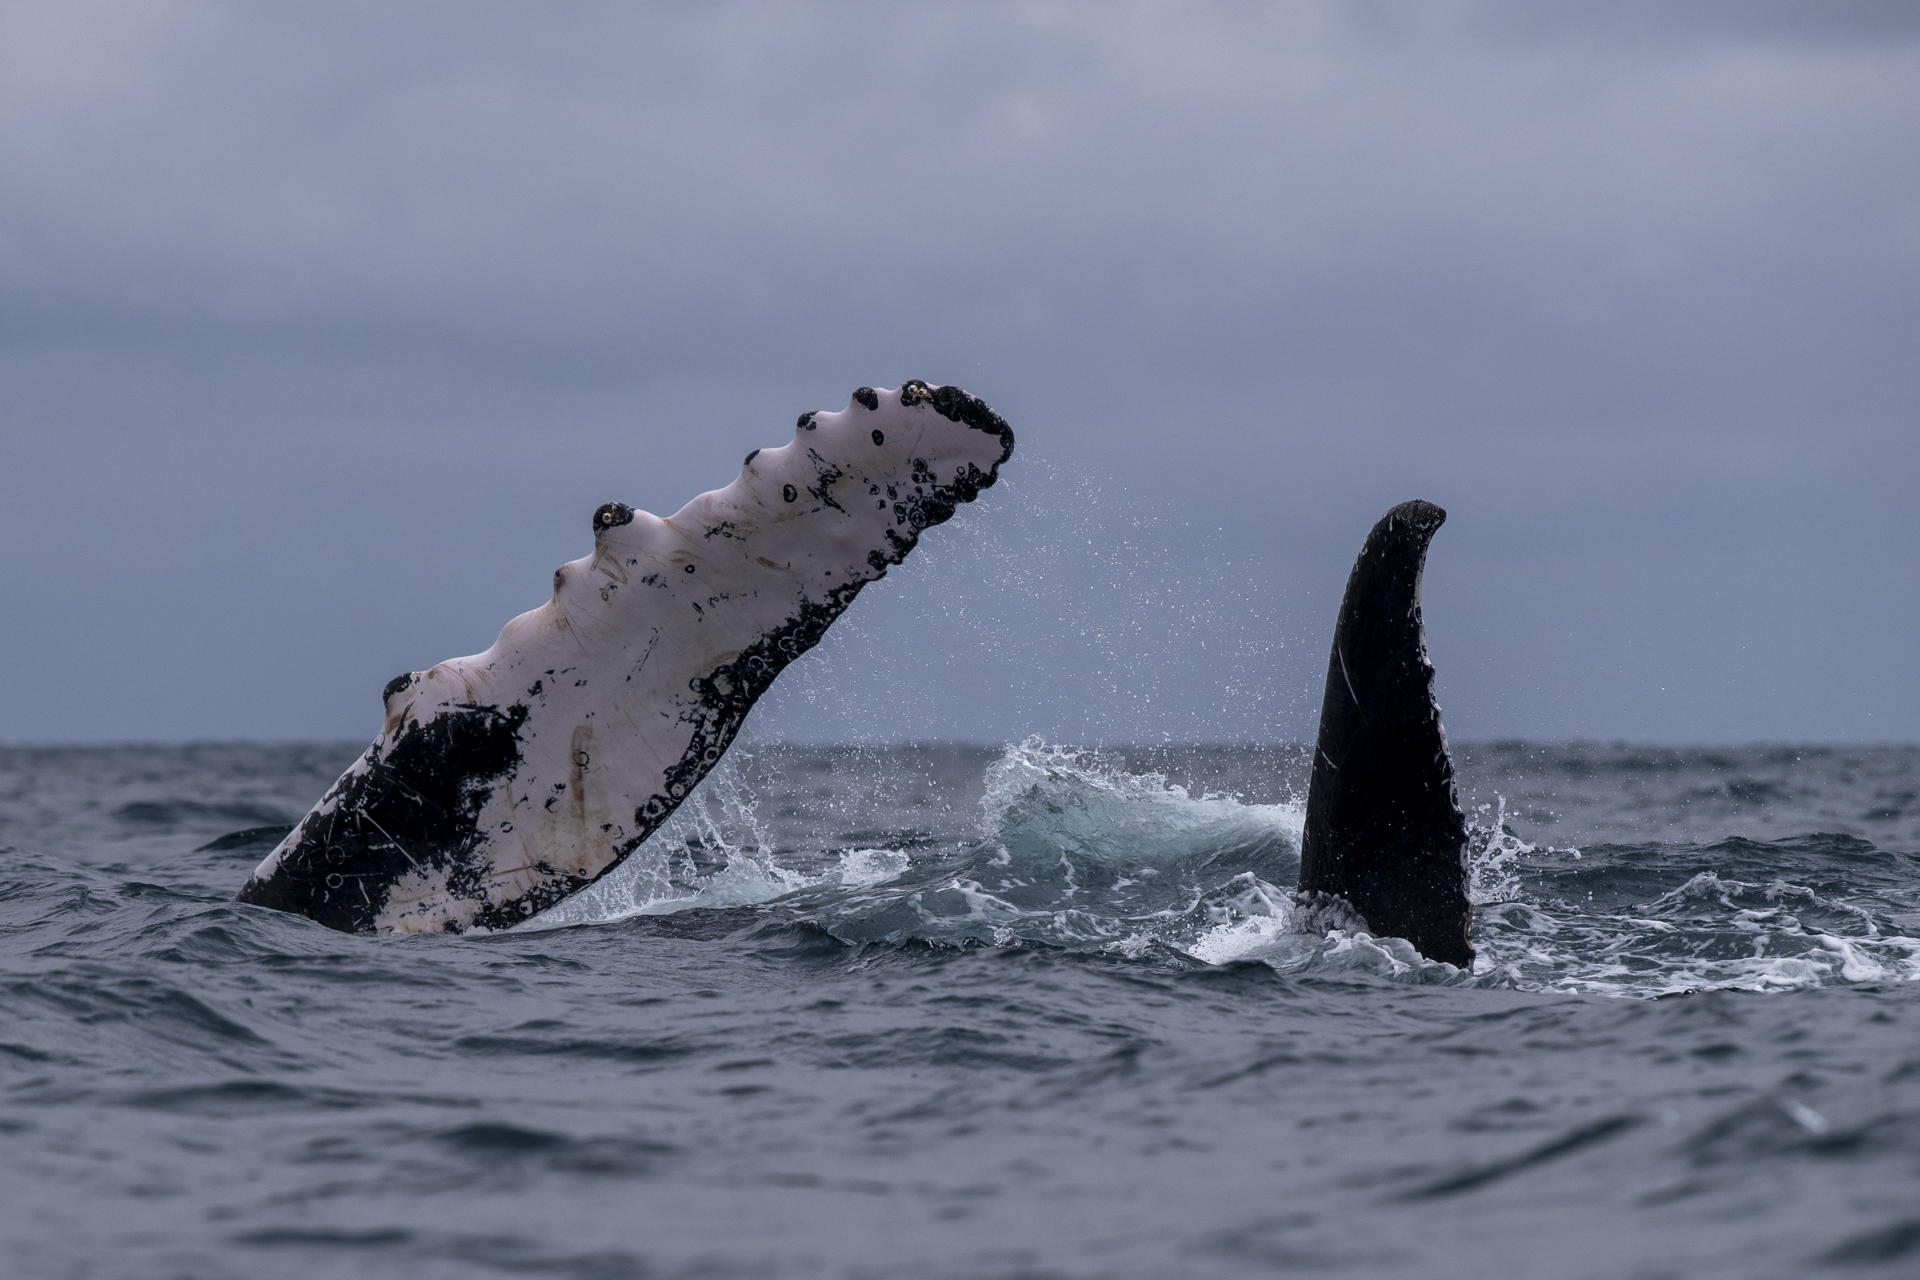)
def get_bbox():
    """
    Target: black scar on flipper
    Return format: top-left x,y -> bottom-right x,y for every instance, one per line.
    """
236,703 -> 536,933
803,449 -> 847,512
853,387 -> 879,410
382,672 -> 414,703
1296,499 -> 1473,967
